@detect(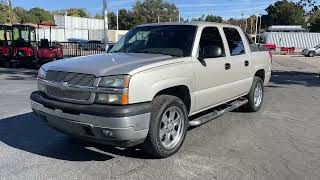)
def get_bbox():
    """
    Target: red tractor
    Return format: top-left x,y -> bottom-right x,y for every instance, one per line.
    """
37,22 -> 63,66
10,24 -> 37,68
0,24 -> 12,67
